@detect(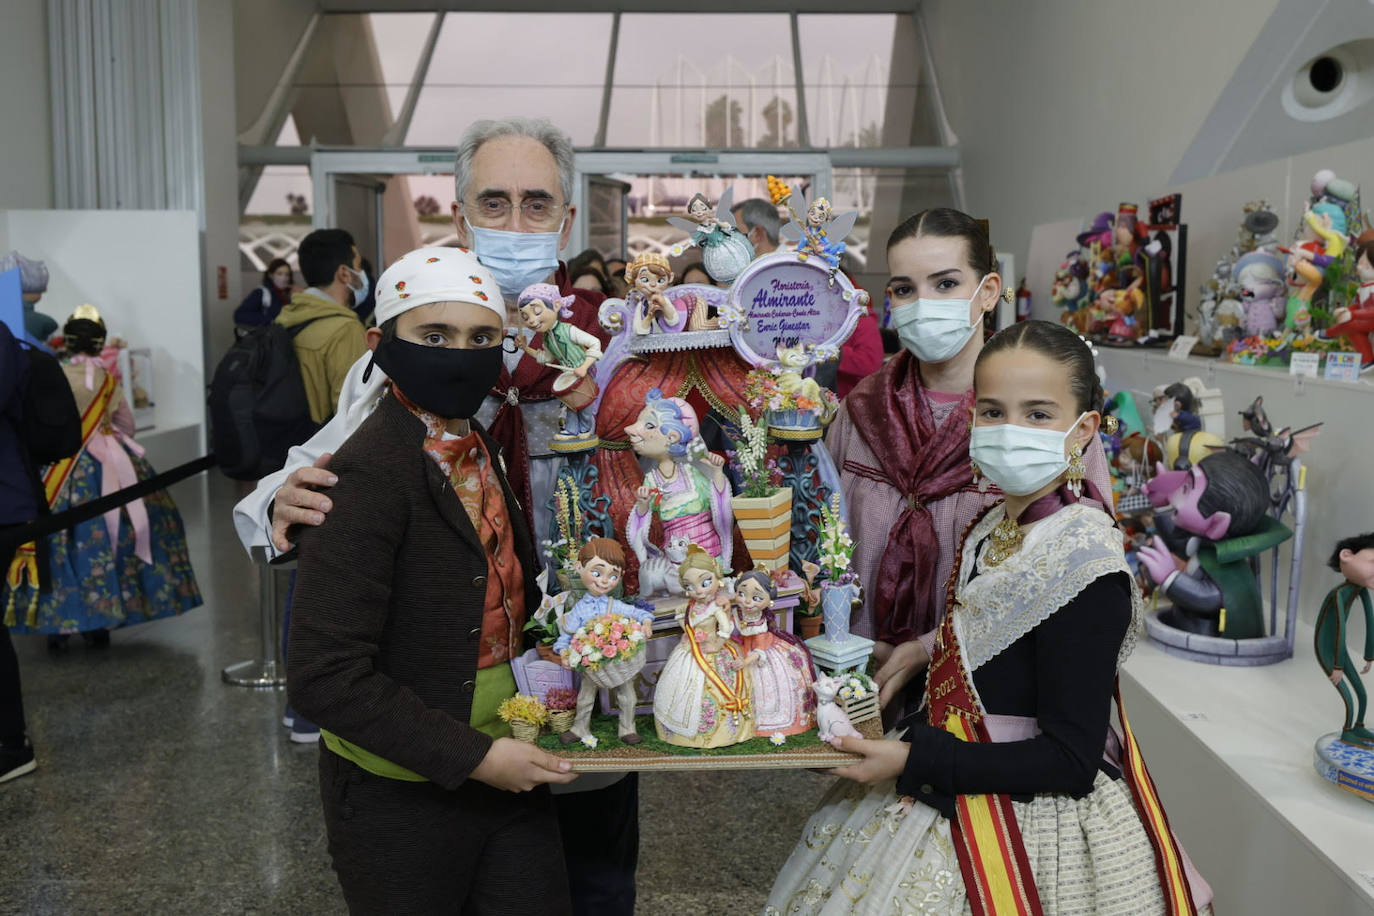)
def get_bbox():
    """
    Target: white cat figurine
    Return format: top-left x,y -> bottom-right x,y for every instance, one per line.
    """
813,674 -> 862,744
635,535 -> 690,598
